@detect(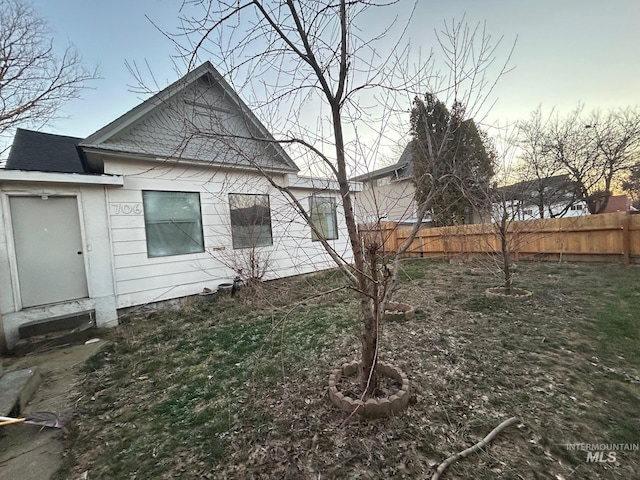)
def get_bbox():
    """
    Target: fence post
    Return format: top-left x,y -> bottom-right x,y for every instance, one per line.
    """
622,213 -> 631,266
